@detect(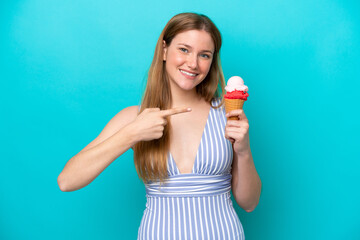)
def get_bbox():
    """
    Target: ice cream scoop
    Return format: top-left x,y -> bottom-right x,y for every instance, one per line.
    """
225,76 -> 248,92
